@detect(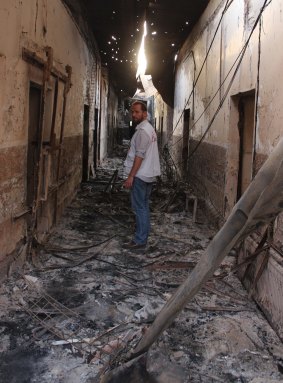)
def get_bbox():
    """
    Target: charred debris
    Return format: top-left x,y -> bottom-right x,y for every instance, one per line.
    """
0,145 -> 282,383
